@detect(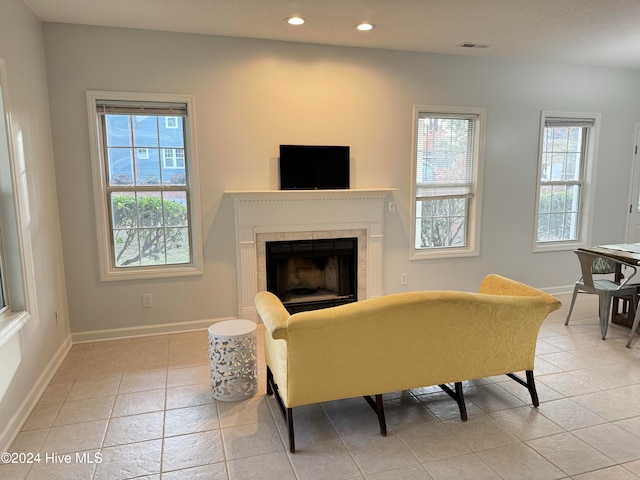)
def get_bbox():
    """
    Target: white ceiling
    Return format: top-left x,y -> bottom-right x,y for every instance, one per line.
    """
22,0 -> 640,70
